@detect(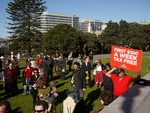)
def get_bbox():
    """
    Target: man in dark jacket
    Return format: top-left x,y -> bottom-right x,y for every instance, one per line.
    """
81,57 -> 92,87
46,55 -> 54,81
73,62 -> 86,99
